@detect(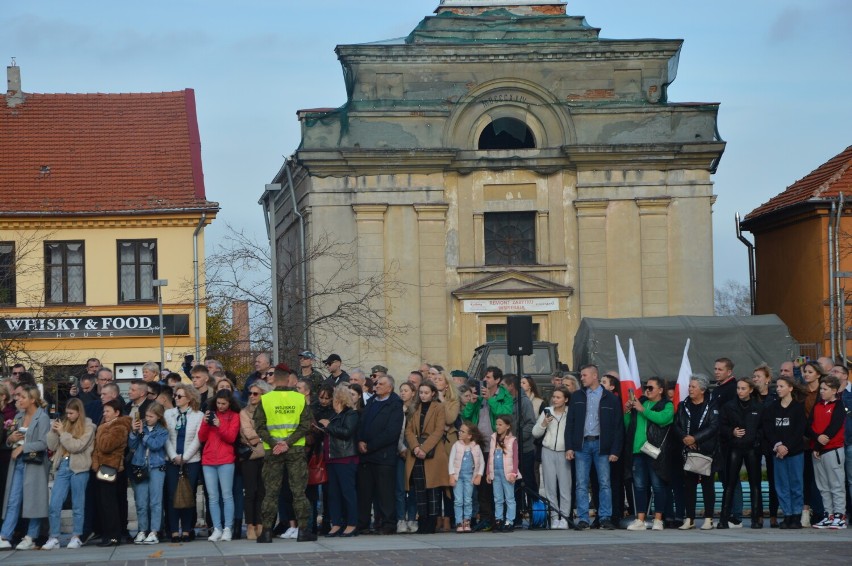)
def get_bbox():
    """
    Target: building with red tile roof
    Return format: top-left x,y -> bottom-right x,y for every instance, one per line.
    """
0,64 -> 218,392
740,145 -> 852,359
